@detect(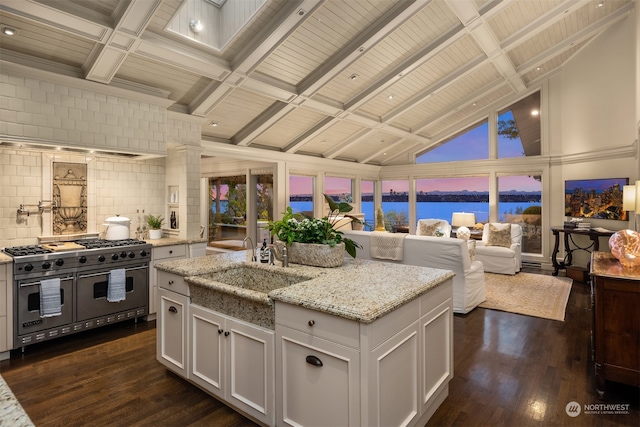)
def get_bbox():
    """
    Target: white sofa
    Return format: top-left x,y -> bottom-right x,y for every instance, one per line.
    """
475,223 -> 522,275
343,230 -> 486,314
